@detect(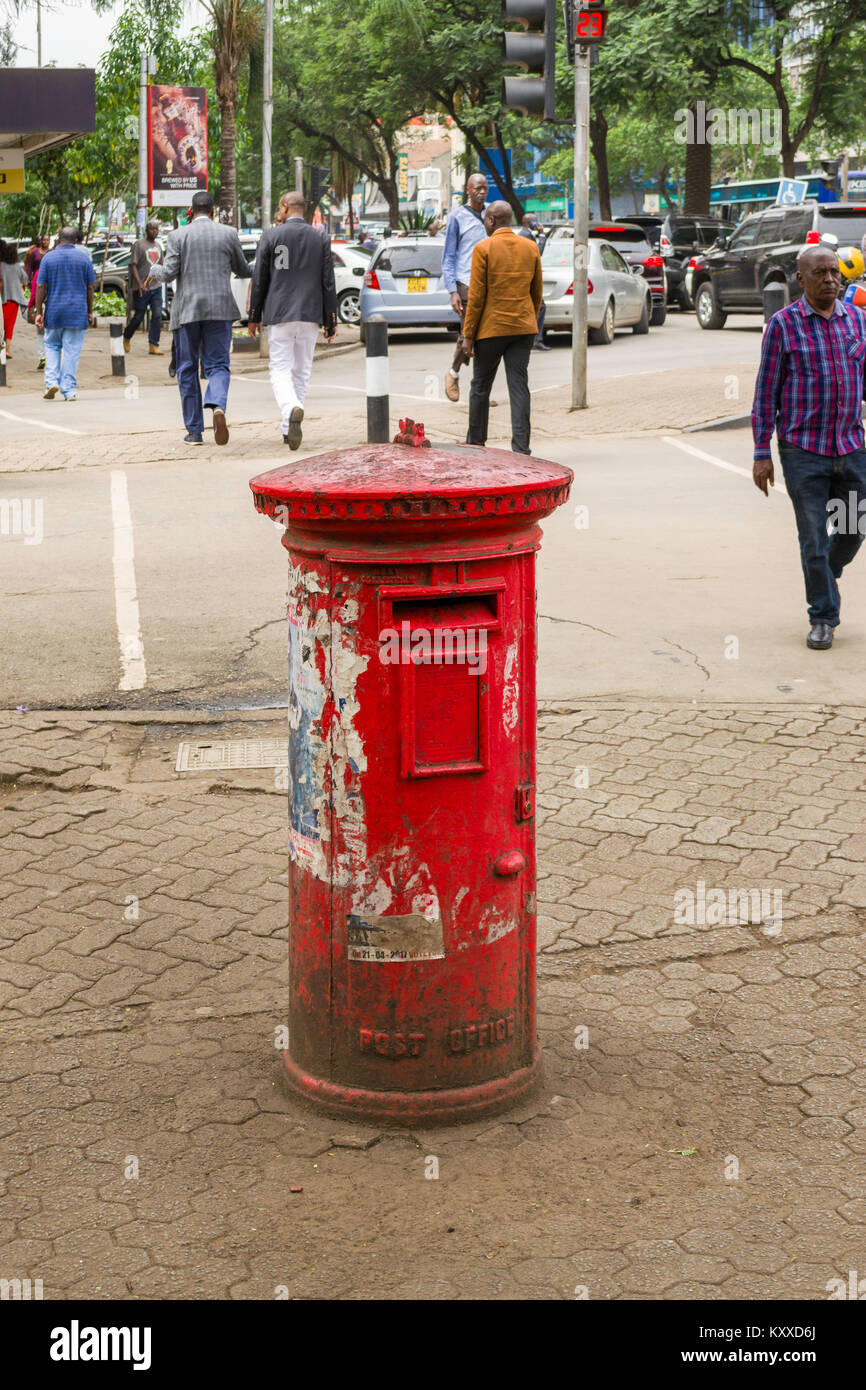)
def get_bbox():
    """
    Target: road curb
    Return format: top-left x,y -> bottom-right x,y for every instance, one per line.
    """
684,413 -> 751,433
